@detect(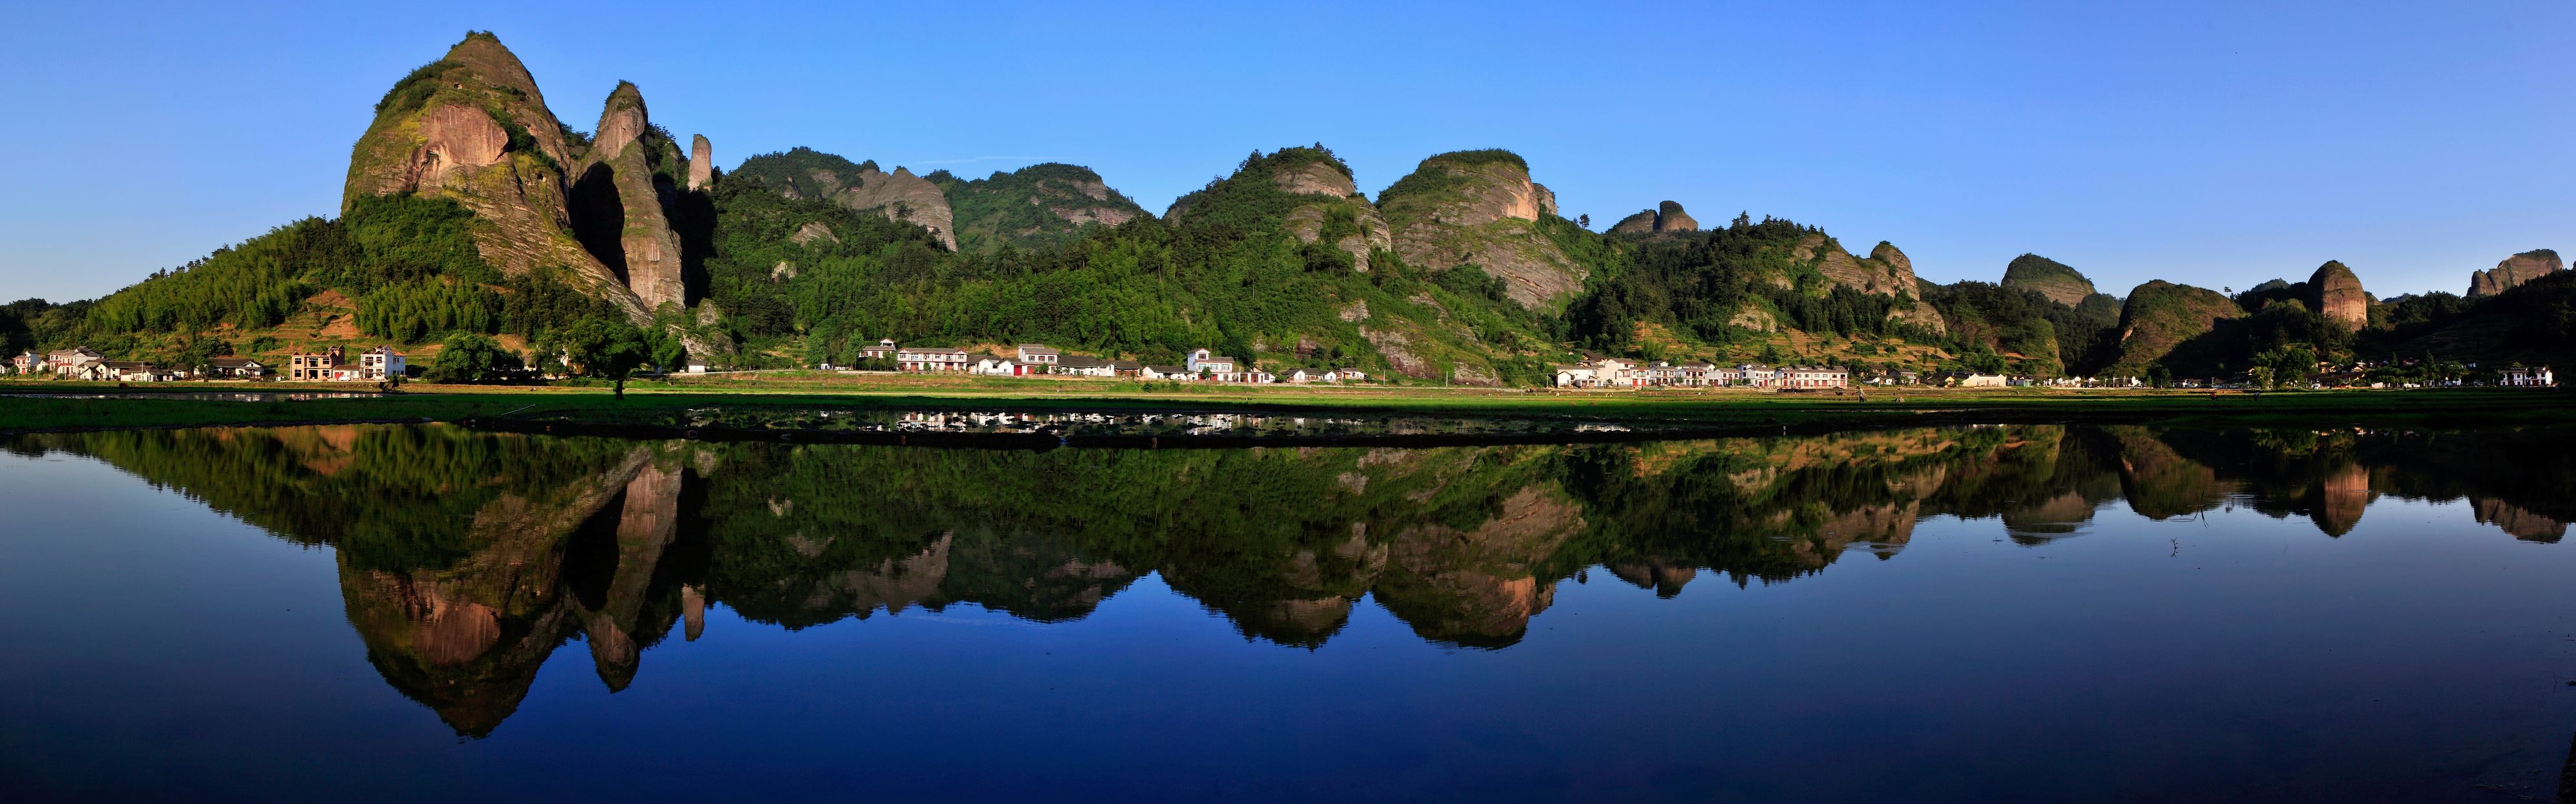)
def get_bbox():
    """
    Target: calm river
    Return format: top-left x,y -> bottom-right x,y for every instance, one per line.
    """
5,424 -> 2575,802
